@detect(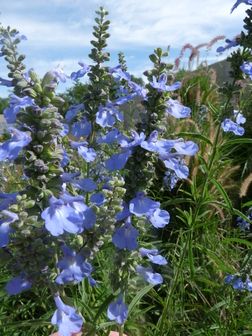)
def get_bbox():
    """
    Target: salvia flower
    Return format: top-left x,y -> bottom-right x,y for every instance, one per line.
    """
236,215 -> 251,230
128,81 -> 147,100
96,103 -> 123,128
240,61 -> 252,79
4,94 -> 35,124
112,217 -> 139,250
0,192 -> 17,211
150,73 -> 181,92
51,66 -> 69,83
221,110 -> 246,136
109,65 -> 131,81
65,104 -> 84,122
136,265 -> 163,285
105,150 -> 131,171
139,248 -> 168,265
41,195 -> 85,236
216,37 -> 239,53
0,128 -> 32,161
107,295 -> 128,325
166,98 -> 191,119
70,62 -> 90,81
6,274 -> 32,295
0,210 -> 18,247
147,208 -> 170,228
96,128 -> 126,144
0,77 -> 13,87
230,0 -> 252,13
71,118 -> 92,138
129,192 -> 160,217
51,295 -> 83,336
72,178 -> 97,192
71,141 -> 97,162
90,192 -> 105,206
56,245 -> 95,285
